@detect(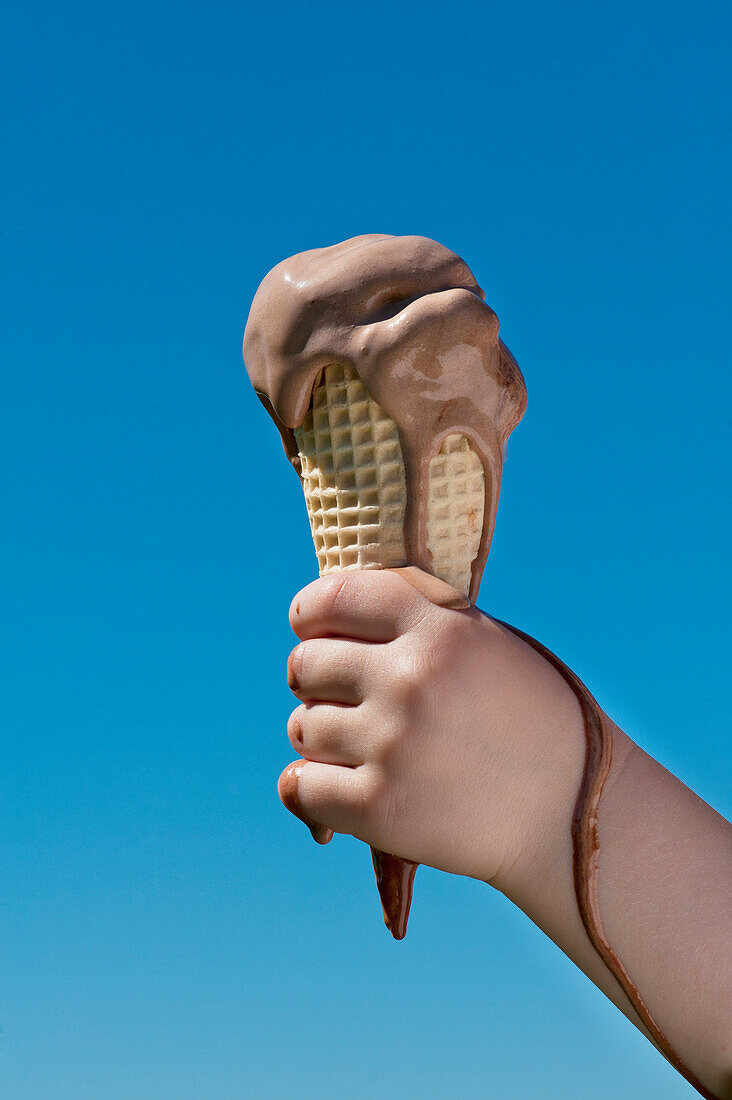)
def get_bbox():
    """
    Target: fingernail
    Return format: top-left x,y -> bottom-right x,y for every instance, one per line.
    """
289,713 -> 304,750
287,657 -> 300,692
